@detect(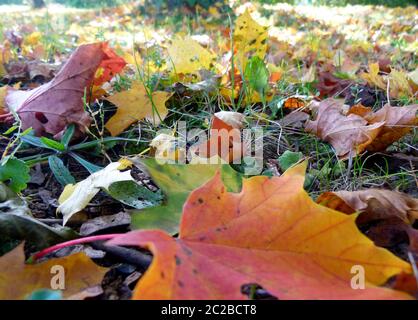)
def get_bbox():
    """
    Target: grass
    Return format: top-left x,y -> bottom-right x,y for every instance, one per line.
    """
0,1 -> 417,203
